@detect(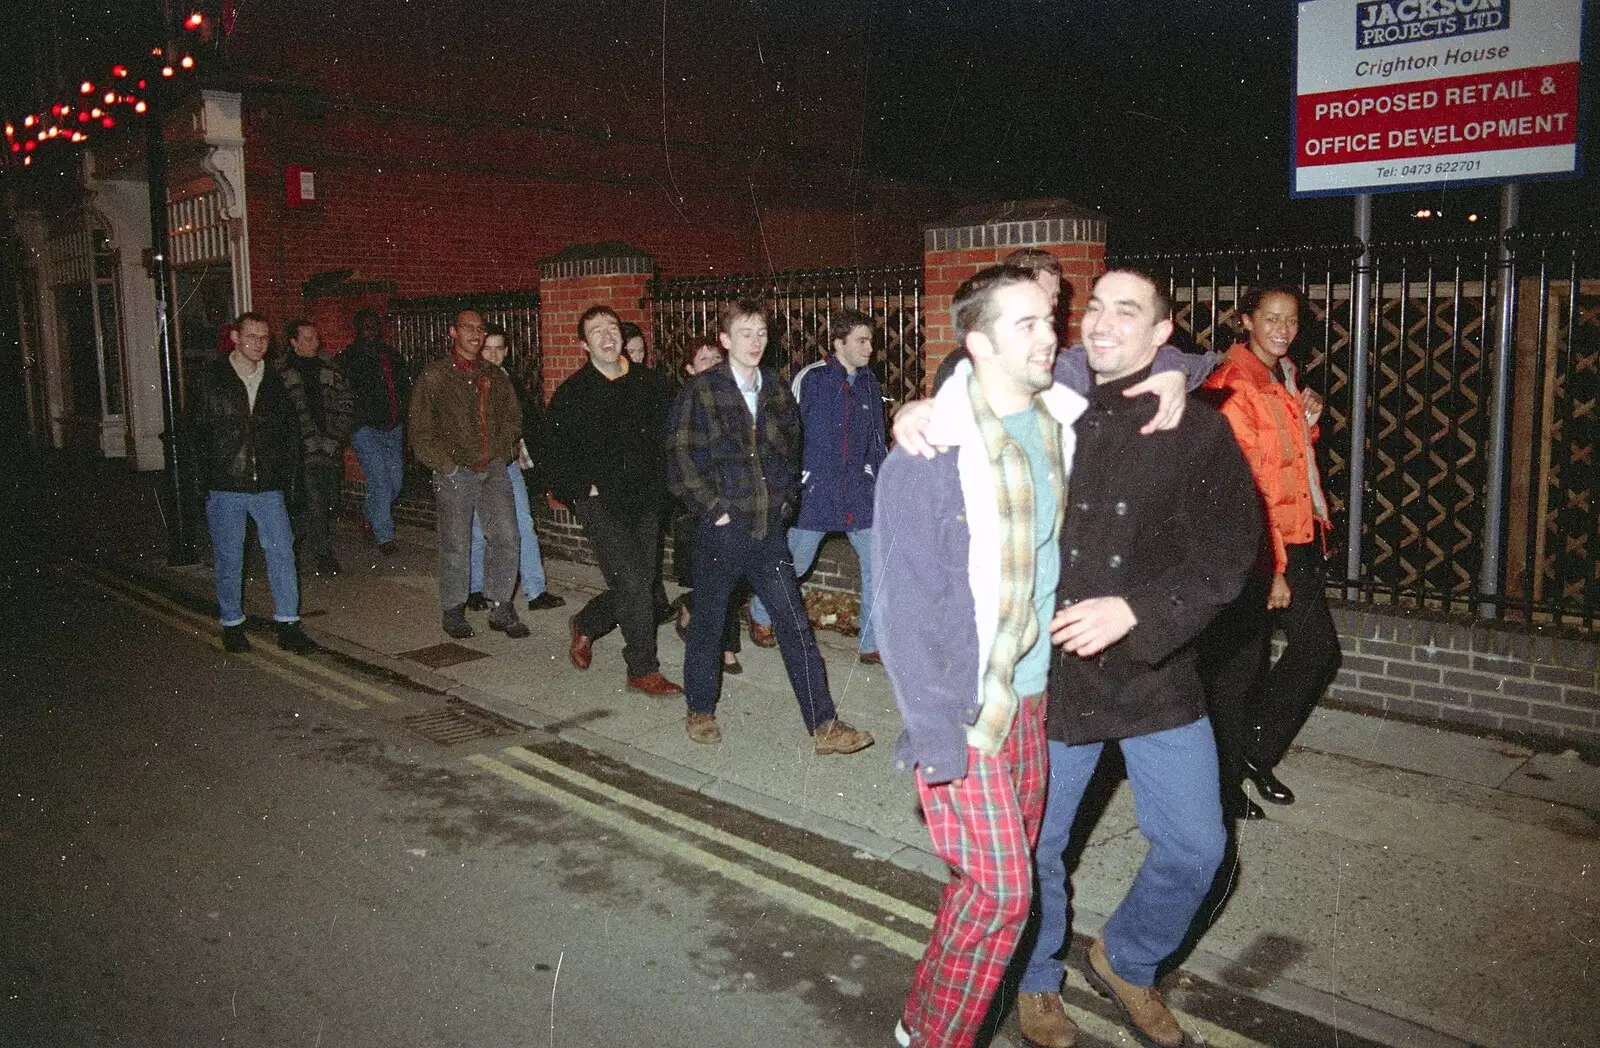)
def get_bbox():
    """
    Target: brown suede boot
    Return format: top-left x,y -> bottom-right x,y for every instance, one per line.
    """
1016,991 -> 1078,1048
1085,938 -> 1185,1047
